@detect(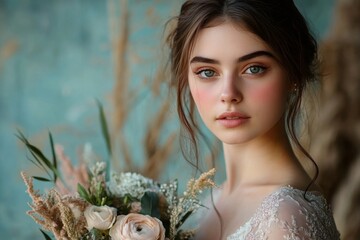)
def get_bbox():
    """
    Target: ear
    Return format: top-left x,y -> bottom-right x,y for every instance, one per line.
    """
285,82 -> 298,104
287,81 -> 297,93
